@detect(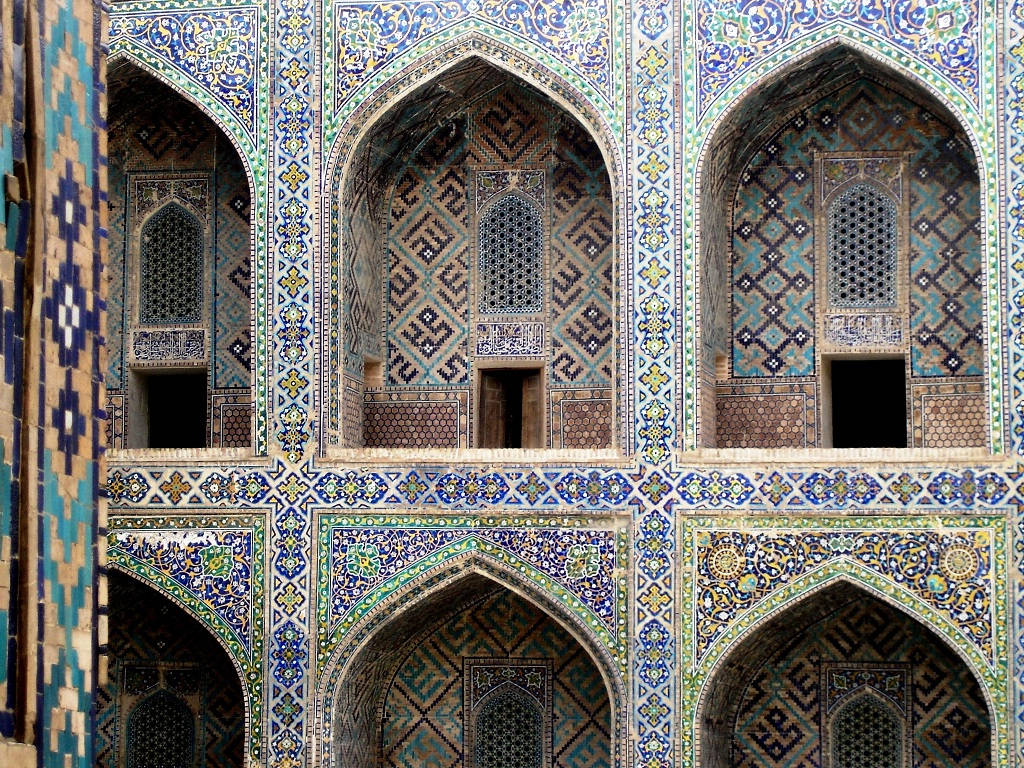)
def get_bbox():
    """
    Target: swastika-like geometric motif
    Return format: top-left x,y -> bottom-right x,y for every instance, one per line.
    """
140,203 -> 204,325
479,193 -> 545,314
732,594 -> 989,768
475,691 -> 544,768
125,689 -> 195,768
827,183 -> 897,308
831,696 -> 903,768
386,127 -> 470,385
732,79 -> 981,378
